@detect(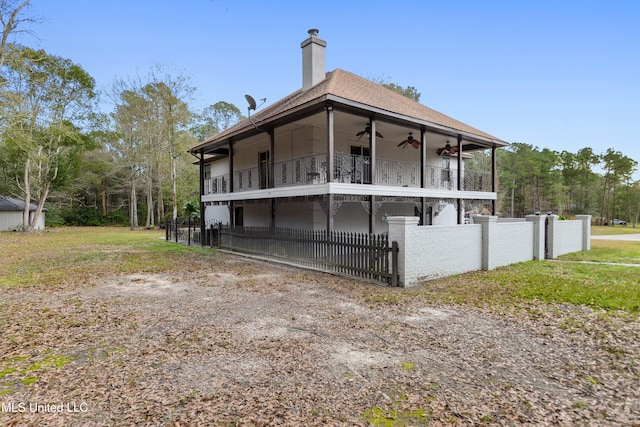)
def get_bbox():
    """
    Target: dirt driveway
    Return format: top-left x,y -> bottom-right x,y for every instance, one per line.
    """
1,254 -> 638,426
